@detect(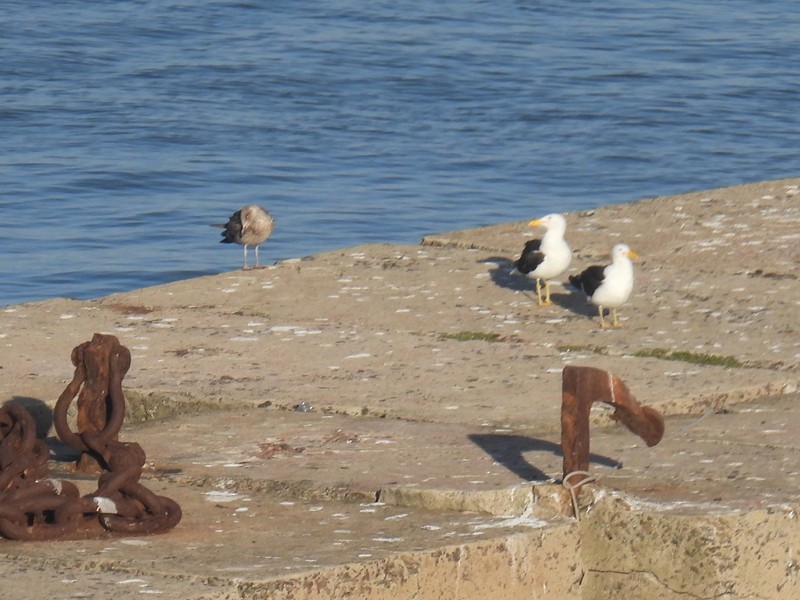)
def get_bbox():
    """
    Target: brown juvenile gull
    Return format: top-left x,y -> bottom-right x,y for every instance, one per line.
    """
219,204 -> 275,270
511,213 -> 572,306
568,243 -> 638,328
